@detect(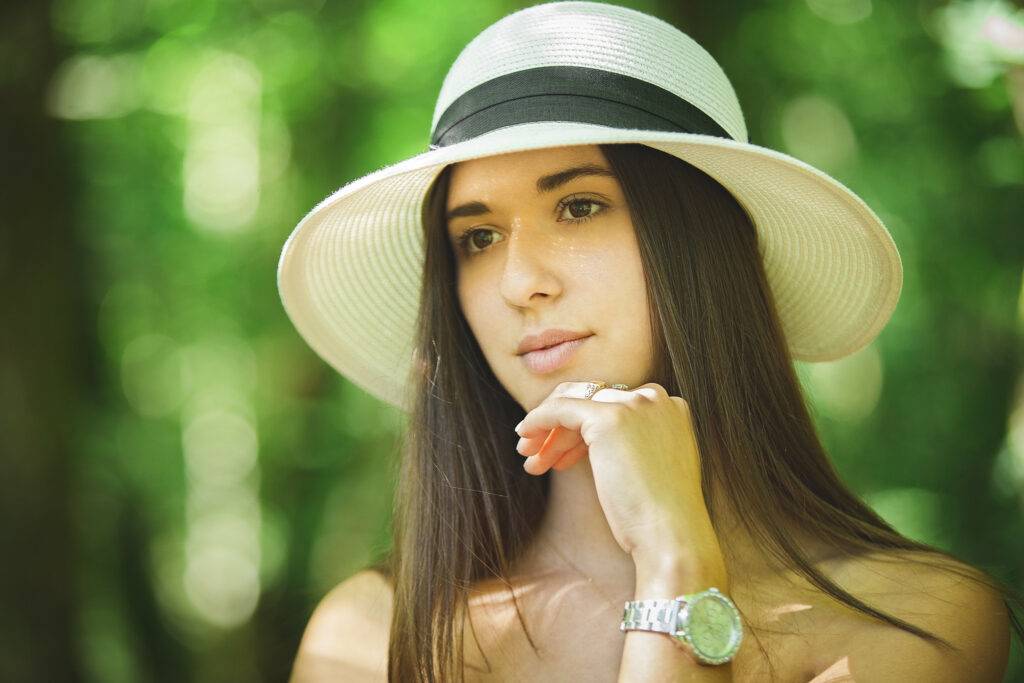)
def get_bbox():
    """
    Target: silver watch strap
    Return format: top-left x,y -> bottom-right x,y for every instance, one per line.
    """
619,598 -> 680,634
